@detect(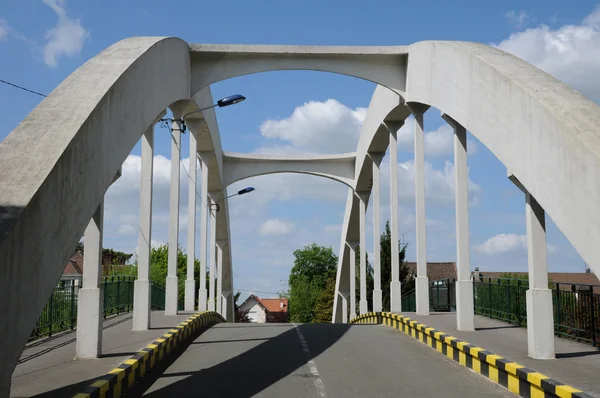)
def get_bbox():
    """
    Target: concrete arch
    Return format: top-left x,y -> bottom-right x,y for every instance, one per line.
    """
404,41 -> 600,275
190,44 -> 408,97
0,36 -> 191,390
222,152 -> 356,188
